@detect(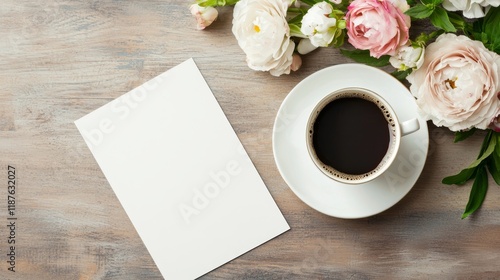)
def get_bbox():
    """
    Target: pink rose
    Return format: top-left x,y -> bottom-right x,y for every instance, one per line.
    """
345,0 -> 410,58
407,34 -> 500,131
